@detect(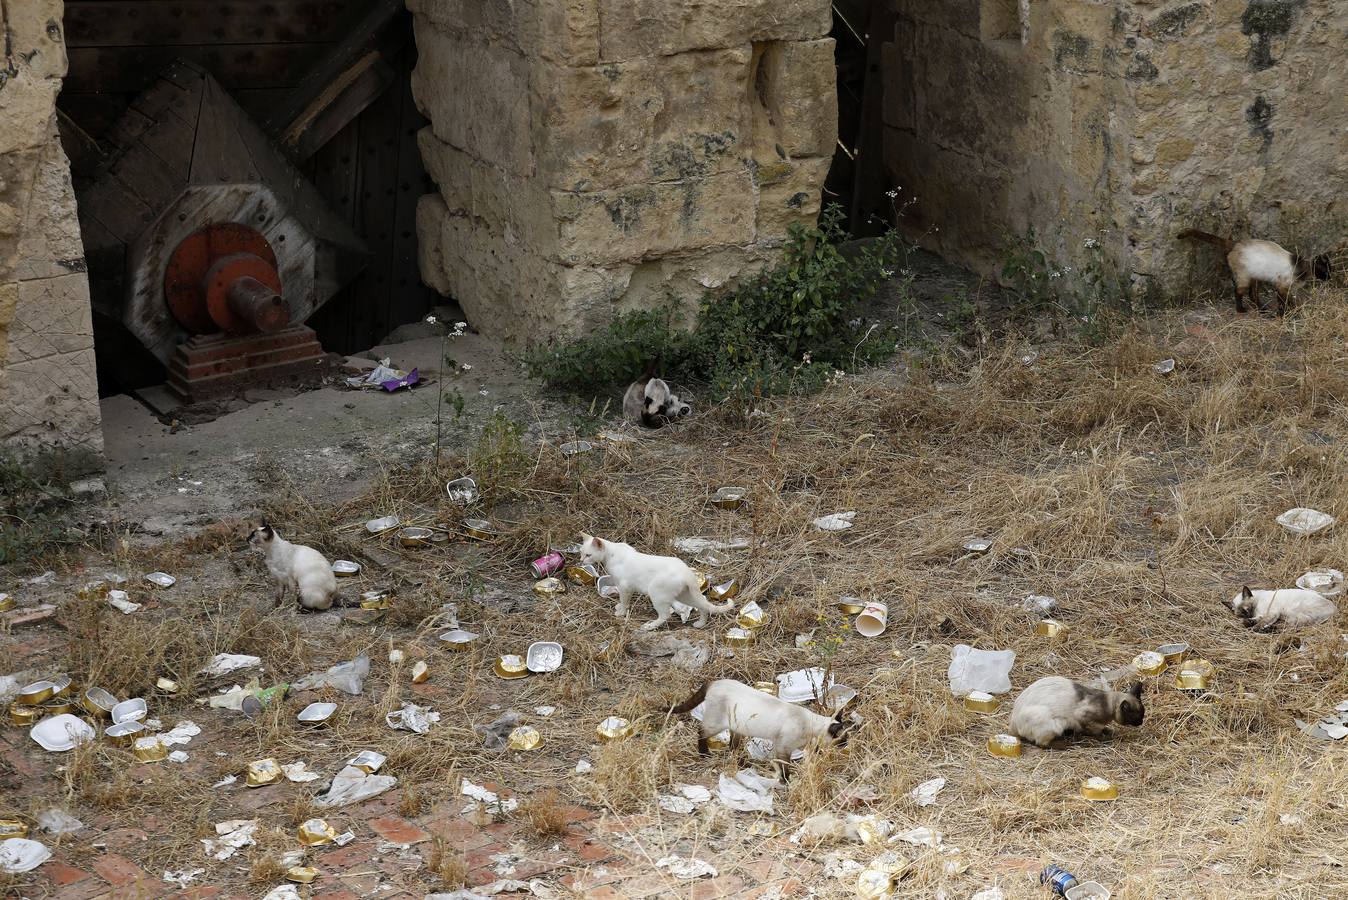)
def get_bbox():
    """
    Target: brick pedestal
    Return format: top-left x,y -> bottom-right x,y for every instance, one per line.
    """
167,325 -> 325,403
